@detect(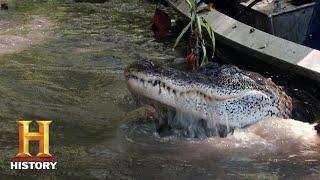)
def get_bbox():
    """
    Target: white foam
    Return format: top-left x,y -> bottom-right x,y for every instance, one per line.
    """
207,118 -> 319,154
